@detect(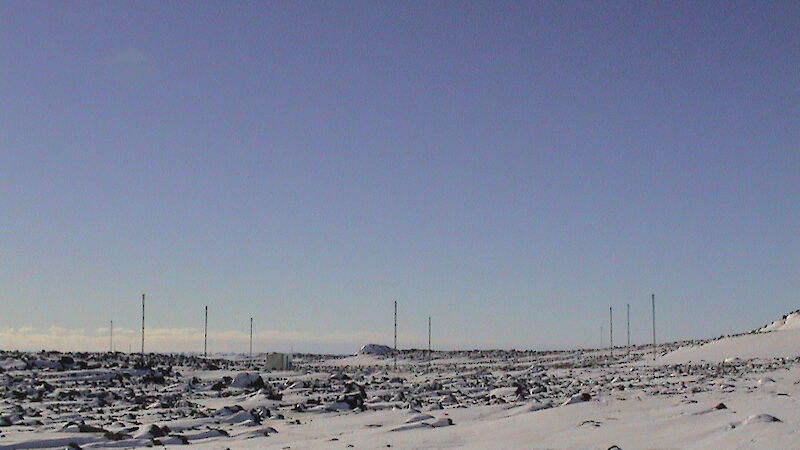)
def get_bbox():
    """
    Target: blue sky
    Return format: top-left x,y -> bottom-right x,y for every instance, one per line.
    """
1,1 -> 798,353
